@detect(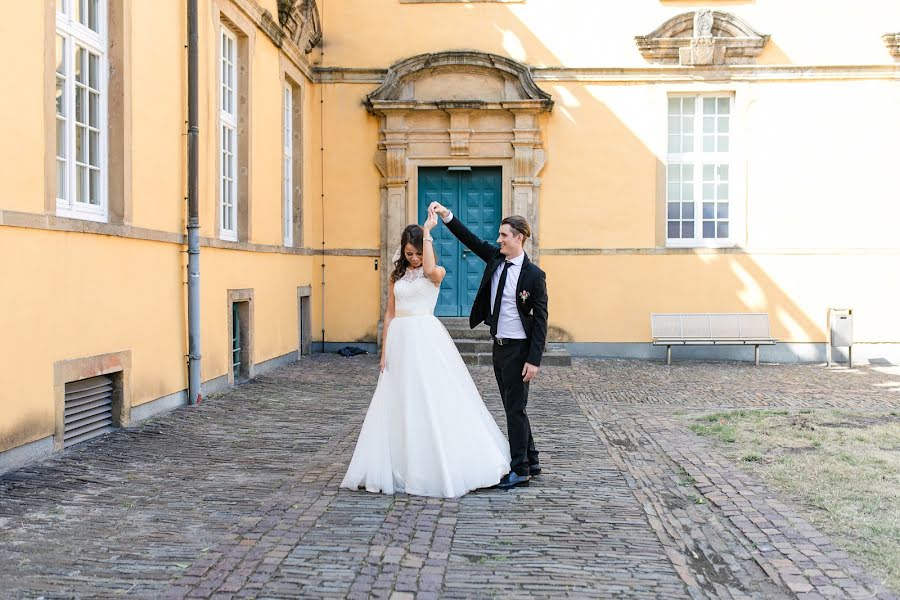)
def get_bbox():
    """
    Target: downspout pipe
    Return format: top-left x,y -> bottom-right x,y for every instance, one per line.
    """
187,0 -> 202,404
